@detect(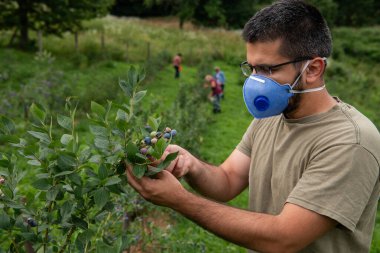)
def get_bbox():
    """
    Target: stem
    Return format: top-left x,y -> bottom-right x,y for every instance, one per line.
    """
10,229 -> 20,253
58,226 -> 76,253
43,201 -> 53,253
